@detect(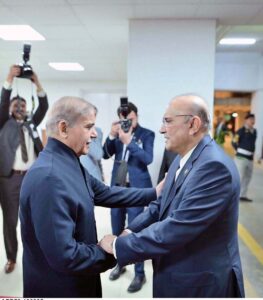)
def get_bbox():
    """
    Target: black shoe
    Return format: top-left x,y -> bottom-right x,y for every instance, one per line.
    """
127,275 -> 146,293
109,265 -> 126,281
240,197 -> 253,202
